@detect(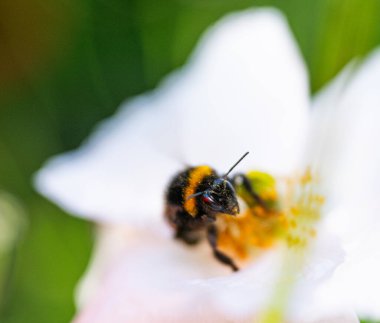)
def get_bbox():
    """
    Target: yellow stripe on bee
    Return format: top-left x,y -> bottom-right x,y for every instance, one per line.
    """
183,166 -> 213,217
